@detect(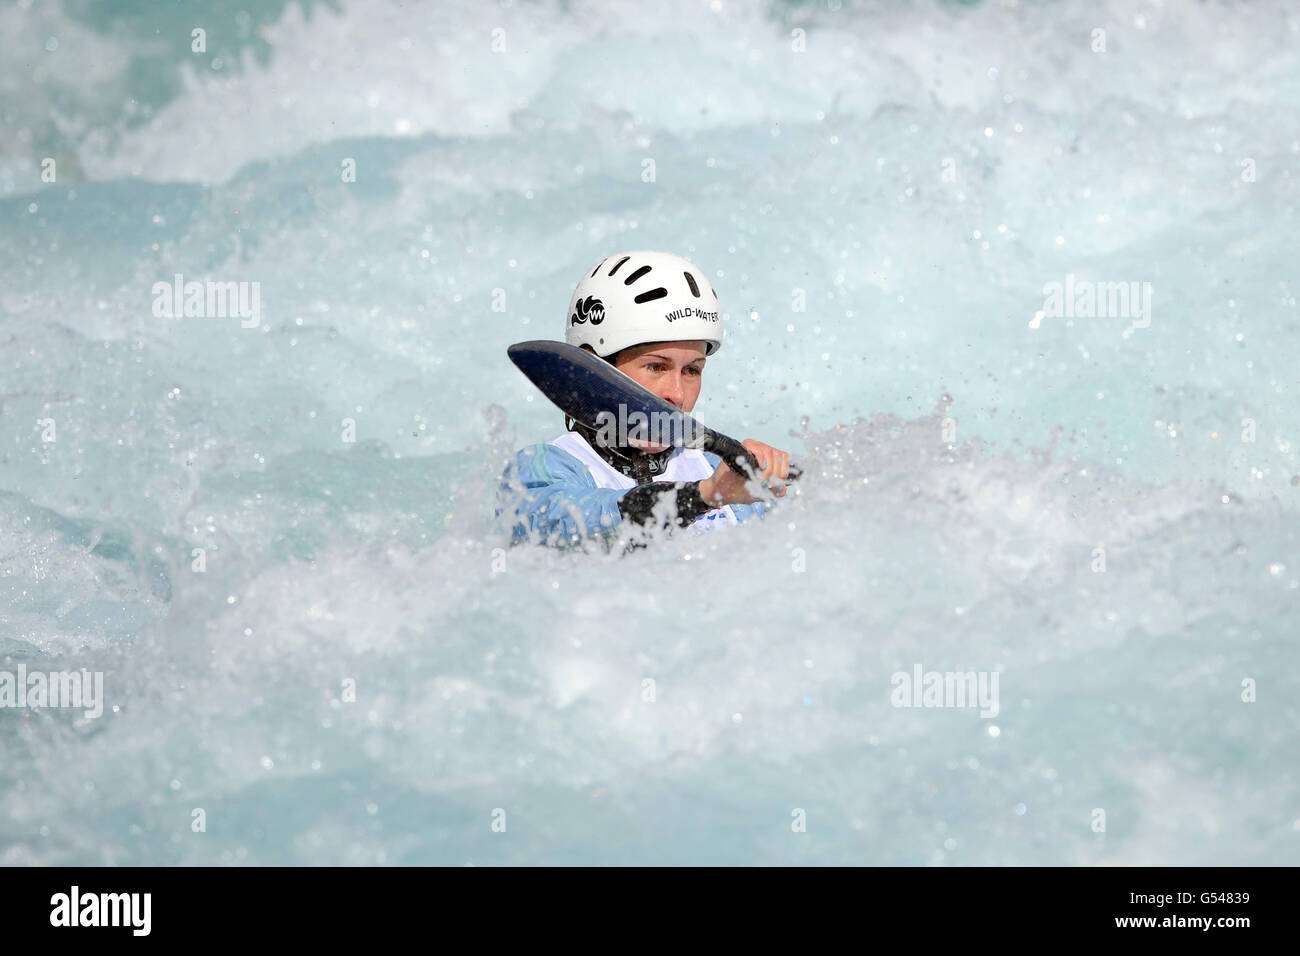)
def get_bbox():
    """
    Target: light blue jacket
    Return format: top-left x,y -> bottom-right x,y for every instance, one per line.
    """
500,442 -> 769,547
